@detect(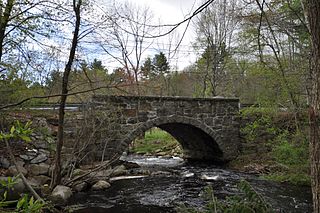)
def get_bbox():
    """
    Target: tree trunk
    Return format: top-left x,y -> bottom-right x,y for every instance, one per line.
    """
0,0 -> 14,62
51,0 -> 82,189
305,0 -> 320,212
